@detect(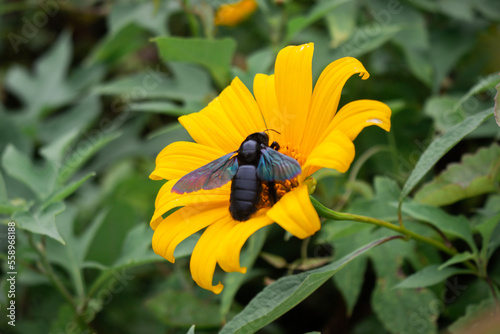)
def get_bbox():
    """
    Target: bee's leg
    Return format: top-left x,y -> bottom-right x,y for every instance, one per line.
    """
268,181 -> 278,204
270,141 -> 280,151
